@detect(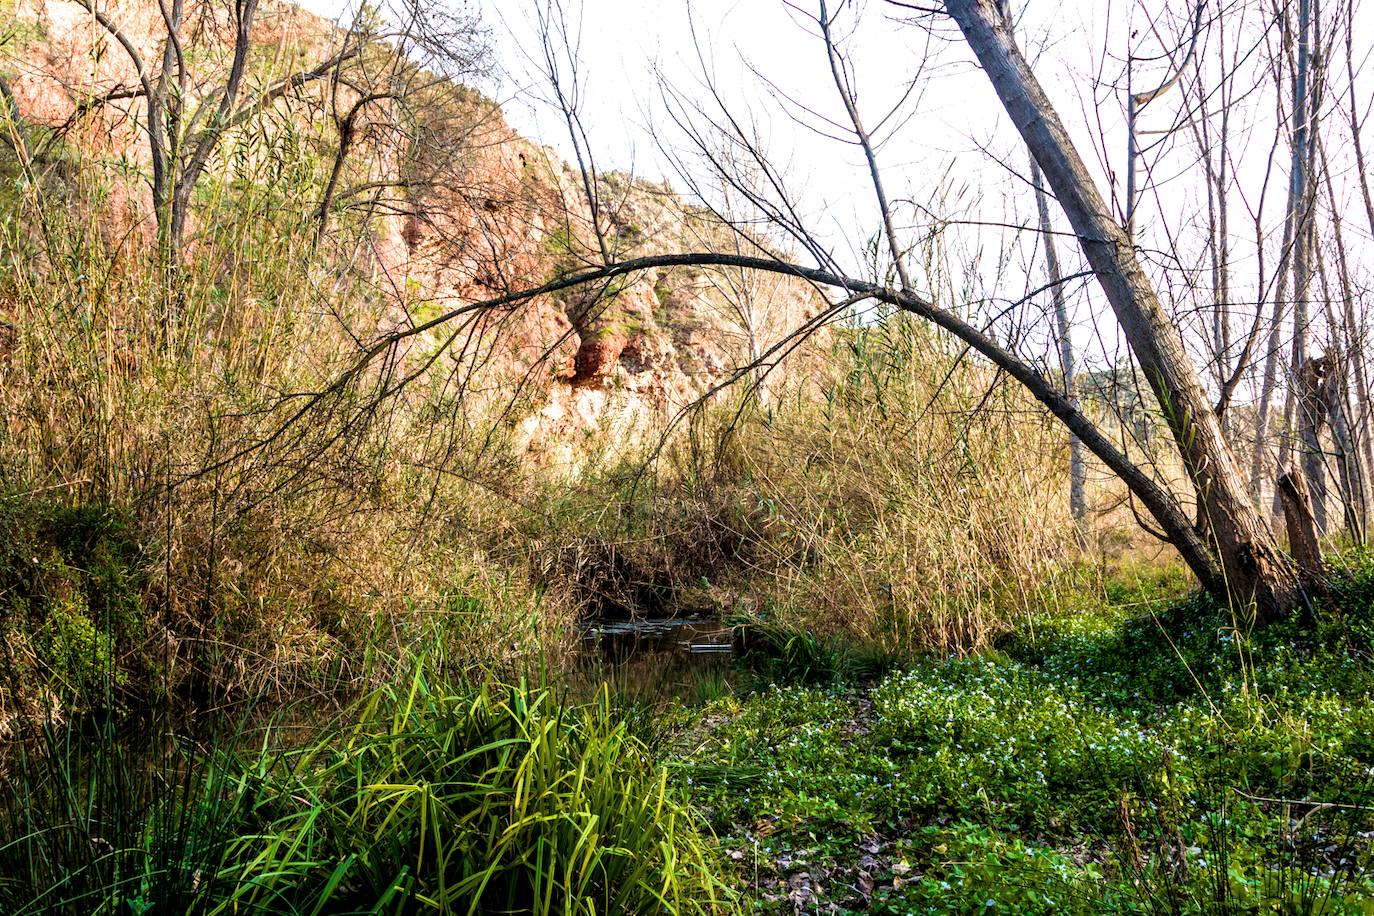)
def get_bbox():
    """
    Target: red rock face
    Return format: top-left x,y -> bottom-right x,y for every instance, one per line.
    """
2,0 -> 830,465
572,331 -> 628,386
